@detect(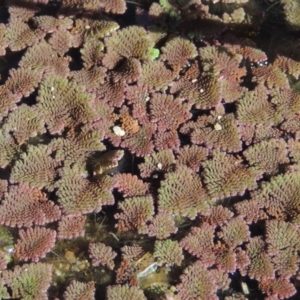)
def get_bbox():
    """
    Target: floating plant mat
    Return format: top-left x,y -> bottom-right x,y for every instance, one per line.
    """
0,0 -> 300,299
